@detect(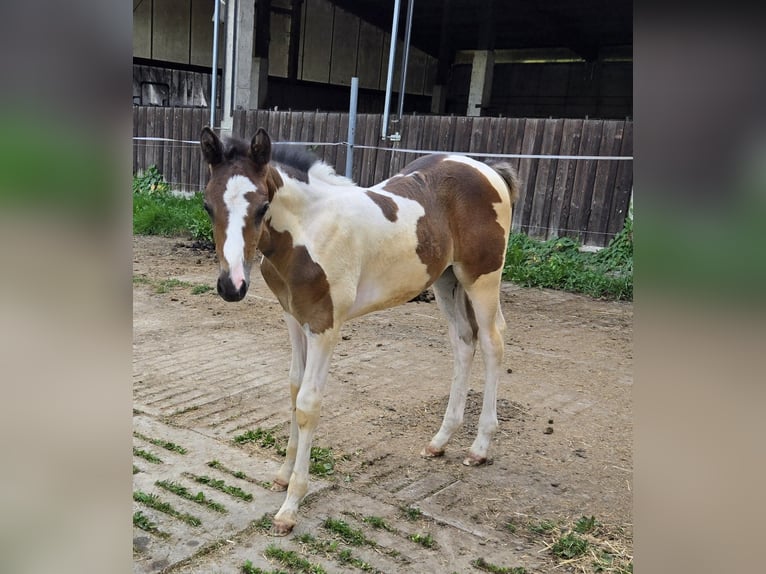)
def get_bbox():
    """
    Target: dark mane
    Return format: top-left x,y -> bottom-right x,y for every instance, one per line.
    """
221,135 -> 320,182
